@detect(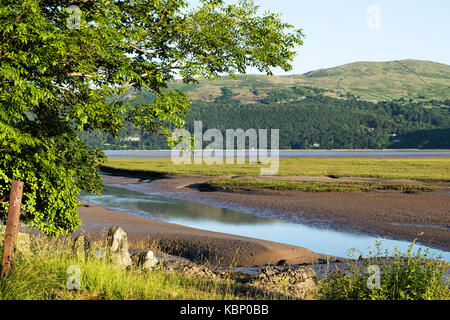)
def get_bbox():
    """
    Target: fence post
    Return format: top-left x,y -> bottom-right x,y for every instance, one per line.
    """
1,180 -> 24,275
